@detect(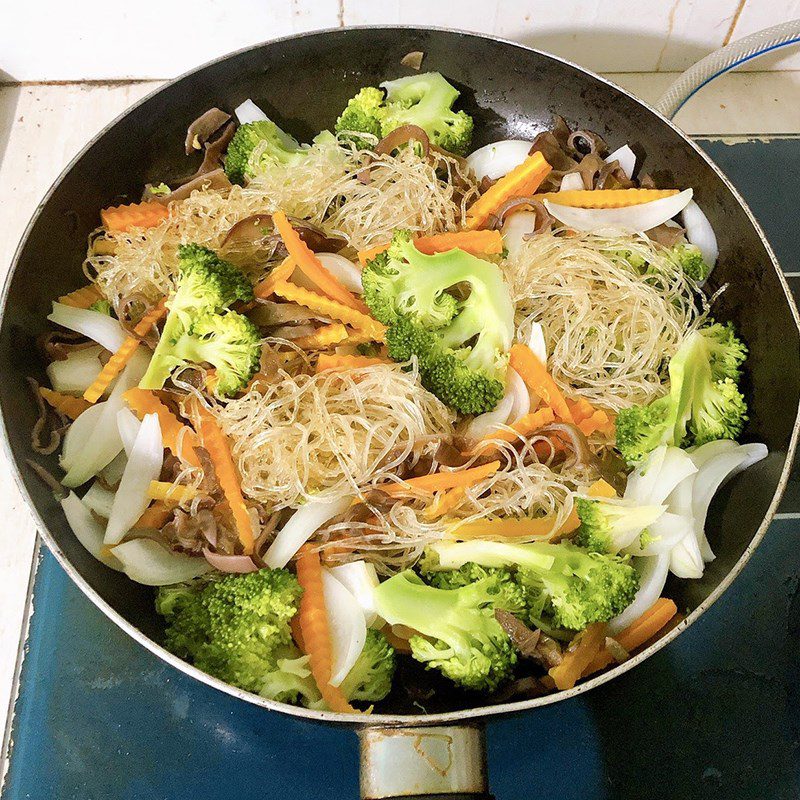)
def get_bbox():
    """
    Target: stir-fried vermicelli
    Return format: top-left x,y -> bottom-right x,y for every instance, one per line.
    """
37,72 -> 764,709
507,231 -> 705,410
